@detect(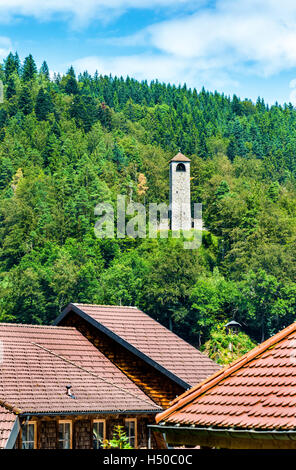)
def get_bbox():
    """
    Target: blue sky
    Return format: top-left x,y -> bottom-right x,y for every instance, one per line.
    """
1,0 -> 296,104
